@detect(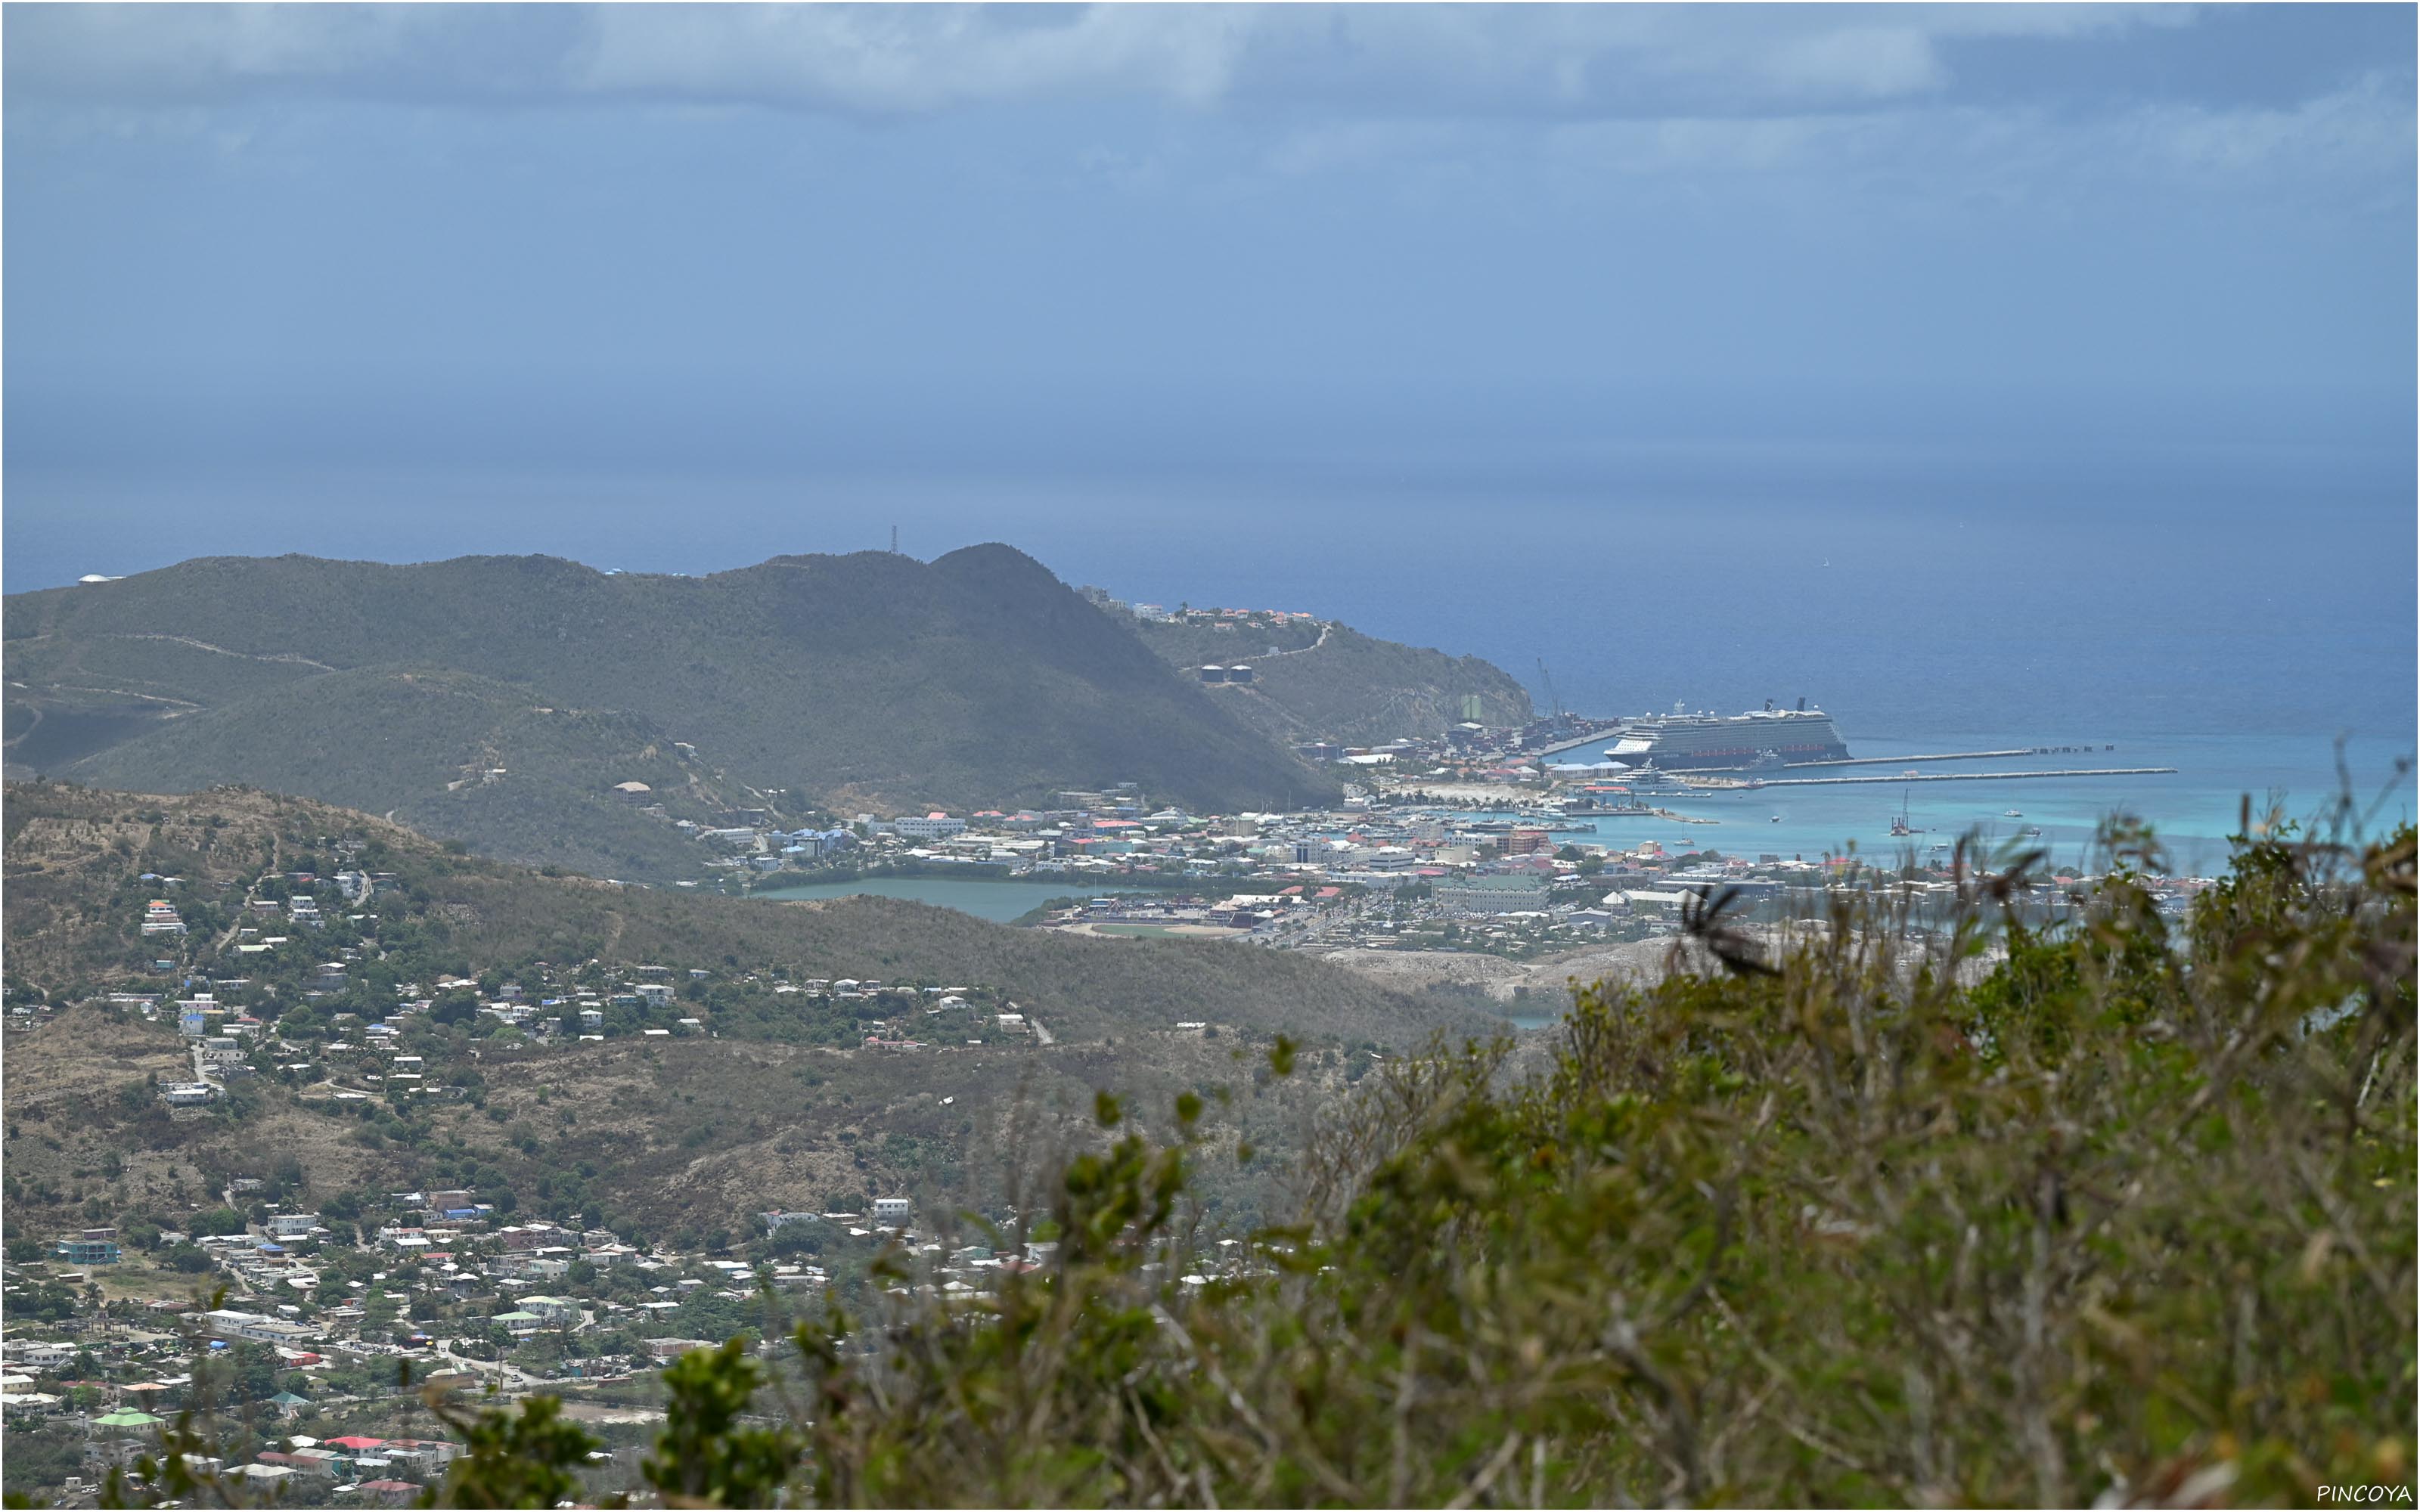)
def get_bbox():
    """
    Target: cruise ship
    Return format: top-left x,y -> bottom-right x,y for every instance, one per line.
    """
1594,699 -> 1850,770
